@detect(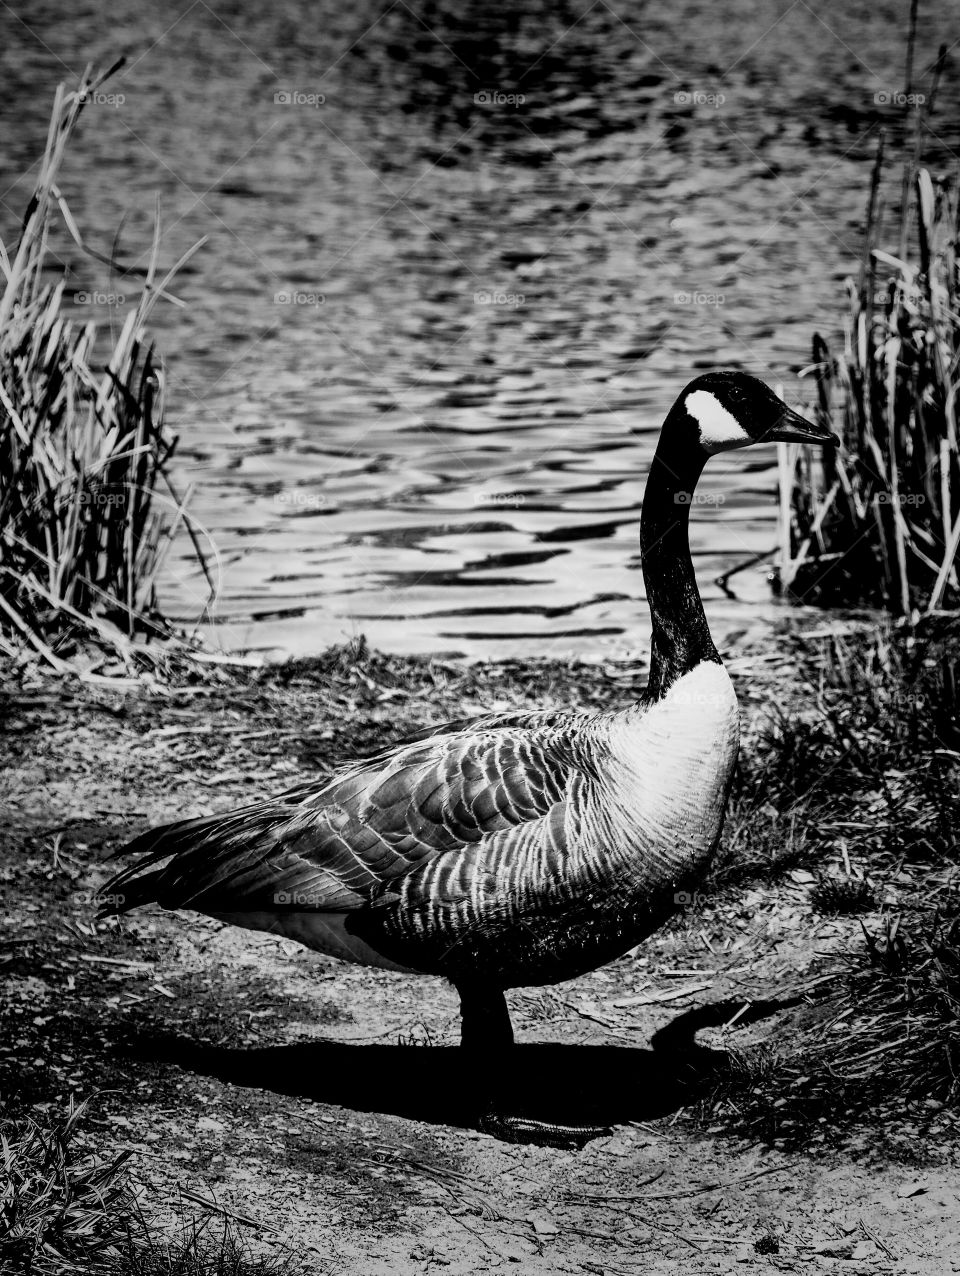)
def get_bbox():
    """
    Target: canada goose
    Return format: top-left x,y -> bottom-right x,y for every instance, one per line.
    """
100,371 -> 838,1146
